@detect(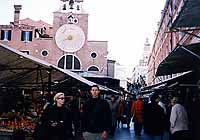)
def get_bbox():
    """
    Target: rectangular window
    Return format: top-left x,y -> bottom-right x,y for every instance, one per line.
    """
4,31 -> 9,40
1,30 -> 11,41
21,31 -> 33,42
25,31 -> 30,41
